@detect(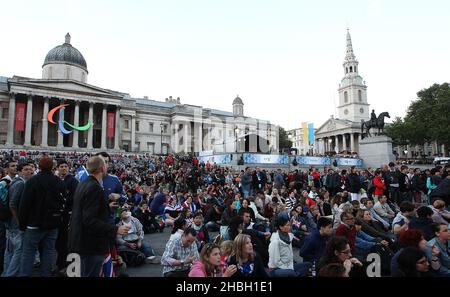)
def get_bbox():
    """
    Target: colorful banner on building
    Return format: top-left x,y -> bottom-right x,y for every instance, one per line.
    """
243,153 -> 289,164
335,158 -> 363,167
107,112 -> 115,138
15,103 -> 26,132
302,122 -> 308,145
198,154 -> 232,164
308,123 -> 315,145
295,156 -> 331,166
